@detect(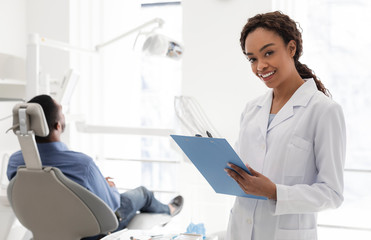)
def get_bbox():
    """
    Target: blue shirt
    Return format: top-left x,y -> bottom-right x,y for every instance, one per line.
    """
7,141 -> 120,211
268,113 -> 276,127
